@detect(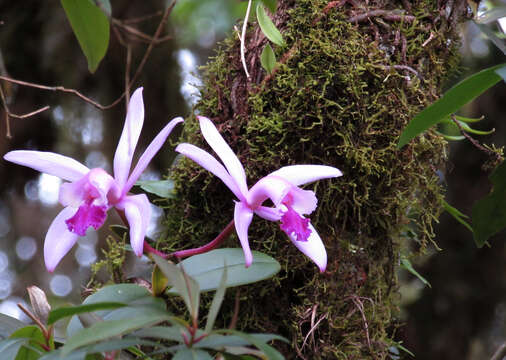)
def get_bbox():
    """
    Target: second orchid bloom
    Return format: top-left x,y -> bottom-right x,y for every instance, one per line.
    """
176,116 -> 342,272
